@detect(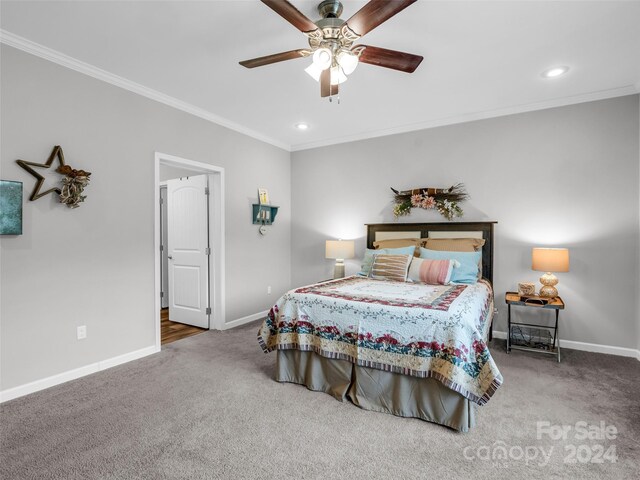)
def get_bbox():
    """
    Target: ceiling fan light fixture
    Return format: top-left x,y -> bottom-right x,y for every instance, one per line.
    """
305,62 -> 322,82
239,0 -> 424,98
312,48 -> 333,70
337,50 -> 358,75
330,66 -> 348,85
